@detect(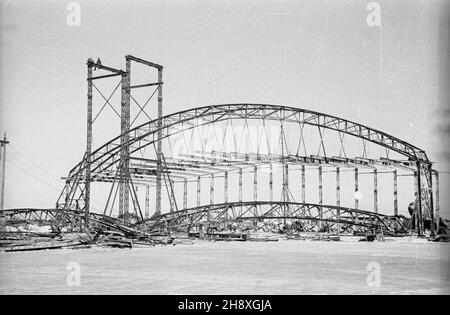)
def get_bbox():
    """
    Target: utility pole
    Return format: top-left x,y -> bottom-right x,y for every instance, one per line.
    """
0,133 -> 9,210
